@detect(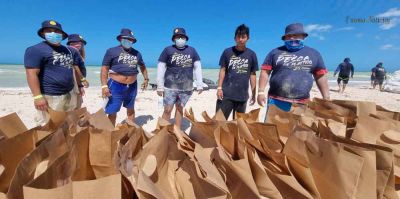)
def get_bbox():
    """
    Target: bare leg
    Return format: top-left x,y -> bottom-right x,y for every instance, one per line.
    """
175,104 -> 183,129
127,108 -> 135,124
162,105 -> 174,121
342,84 -> 347,93
108,113 -> 117,126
